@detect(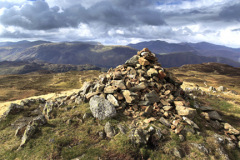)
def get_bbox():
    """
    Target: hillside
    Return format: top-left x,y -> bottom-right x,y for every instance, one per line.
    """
0,49 -> 239,159
0,60 -> 106,75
